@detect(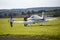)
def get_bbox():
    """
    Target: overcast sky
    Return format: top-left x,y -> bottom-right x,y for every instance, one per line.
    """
0,0 -> 60,9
